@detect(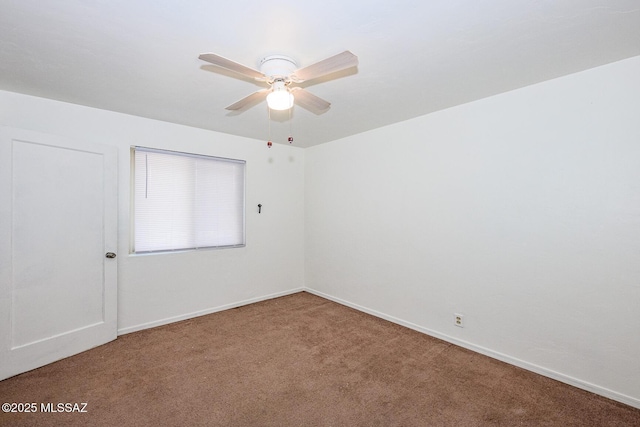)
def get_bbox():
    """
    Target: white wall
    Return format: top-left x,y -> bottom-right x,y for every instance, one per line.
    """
305,56 -> 640,407
0,90 -> 305,333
